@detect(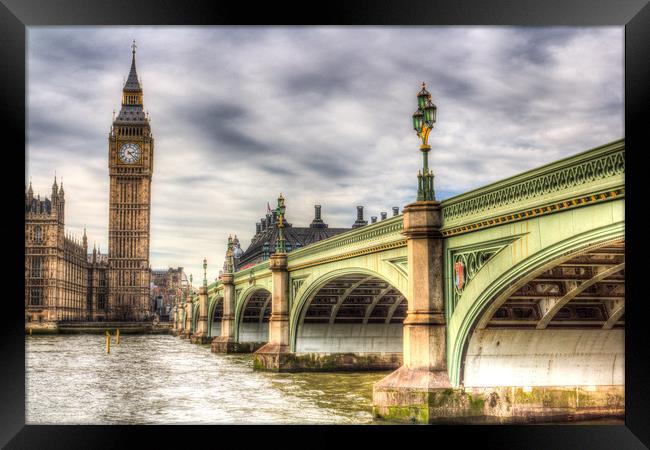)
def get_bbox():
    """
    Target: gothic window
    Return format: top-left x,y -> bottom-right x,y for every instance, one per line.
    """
98,293 -> 106,310
29,287 -> 43,306
34,226 -> 42,243
31,258 -> 42,278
